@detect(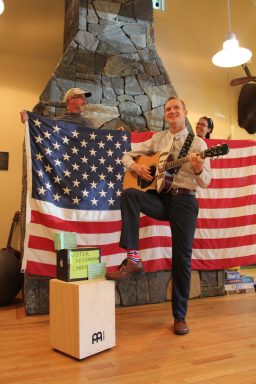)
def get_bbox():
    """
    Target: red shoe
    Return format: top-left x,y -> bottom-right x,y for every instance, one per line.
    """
105,259 -> 143,280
